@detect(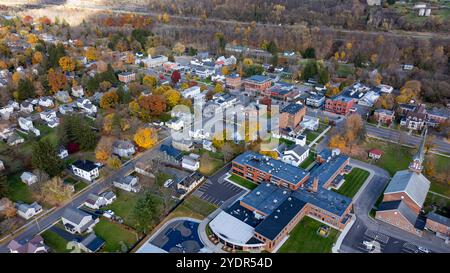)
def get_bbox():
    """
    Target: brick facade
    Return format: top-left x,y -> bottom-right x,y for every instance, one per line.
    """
382,192 -> 421,214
